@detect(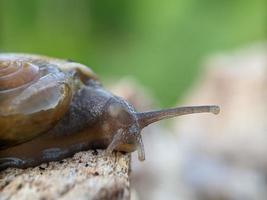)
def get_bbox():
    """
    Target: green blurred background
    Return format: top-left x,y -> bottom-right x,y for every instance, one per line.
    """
0,0 -> 266,106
